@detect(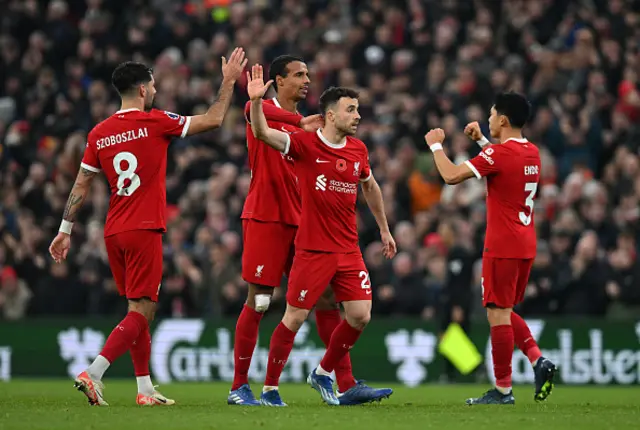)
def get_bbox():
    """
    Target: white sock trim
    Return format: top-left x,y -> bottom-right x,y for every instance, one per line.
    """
87,355 -> 110,381
136,375 -> 154,396
496,385 -> 512,395
316,364 -> 331,377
